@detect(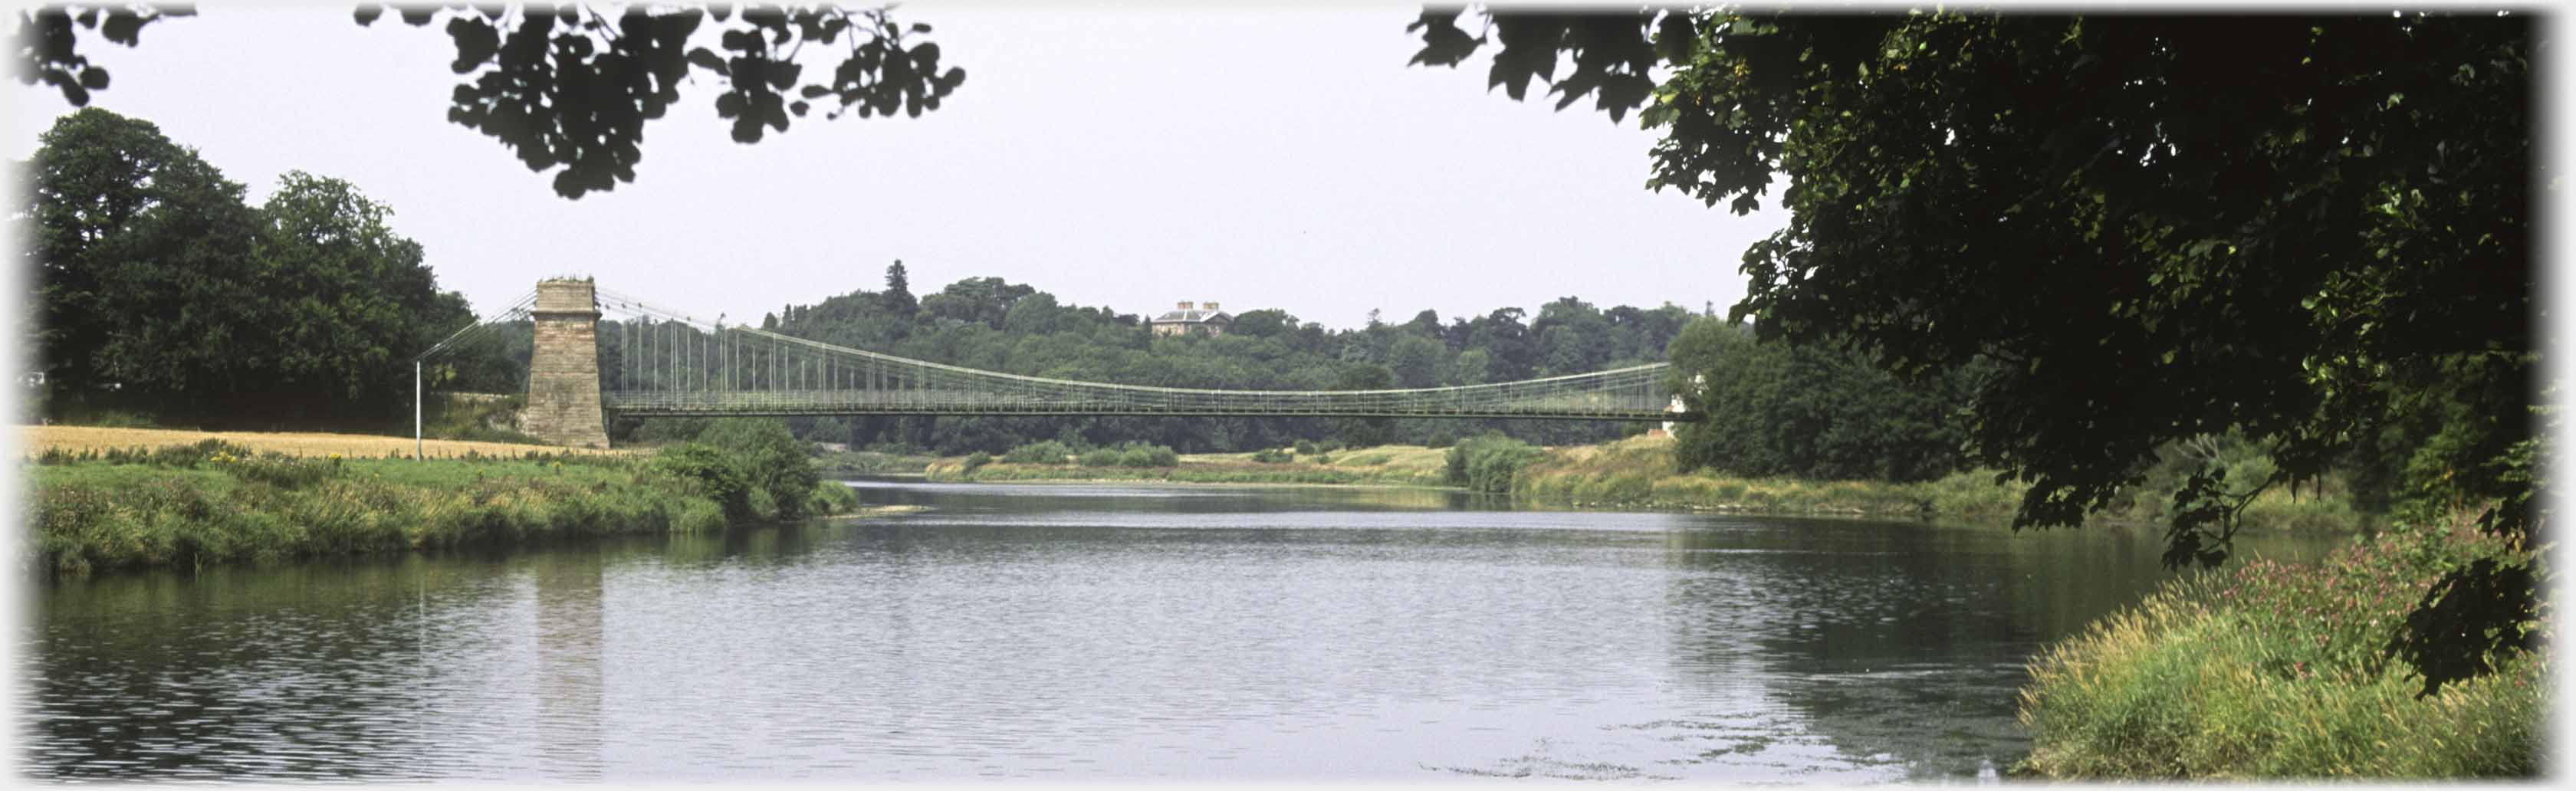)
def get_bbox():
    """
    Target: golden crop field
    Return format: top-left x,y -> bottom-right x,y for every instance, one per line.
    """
17,425 -> 634,459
